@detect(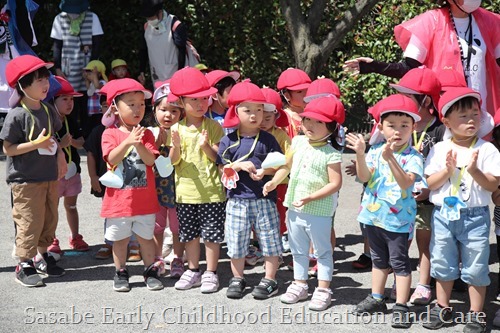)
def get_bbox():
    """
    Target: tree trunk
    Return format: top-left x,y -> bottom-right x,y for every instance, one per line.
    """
280,0 -> 380,78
